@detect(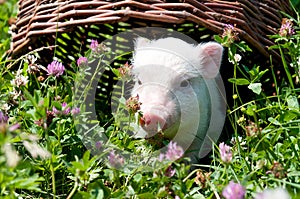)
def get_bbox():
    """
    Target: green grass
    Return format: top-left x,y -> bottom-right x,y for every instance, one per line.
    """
0,0 -> 18,61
